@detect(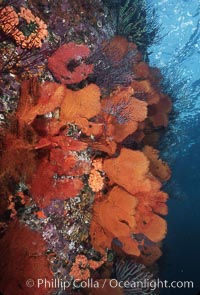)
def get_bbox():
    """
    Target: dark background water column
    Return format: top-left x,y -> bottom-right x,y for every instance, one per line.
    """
146,1 -> 200,294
